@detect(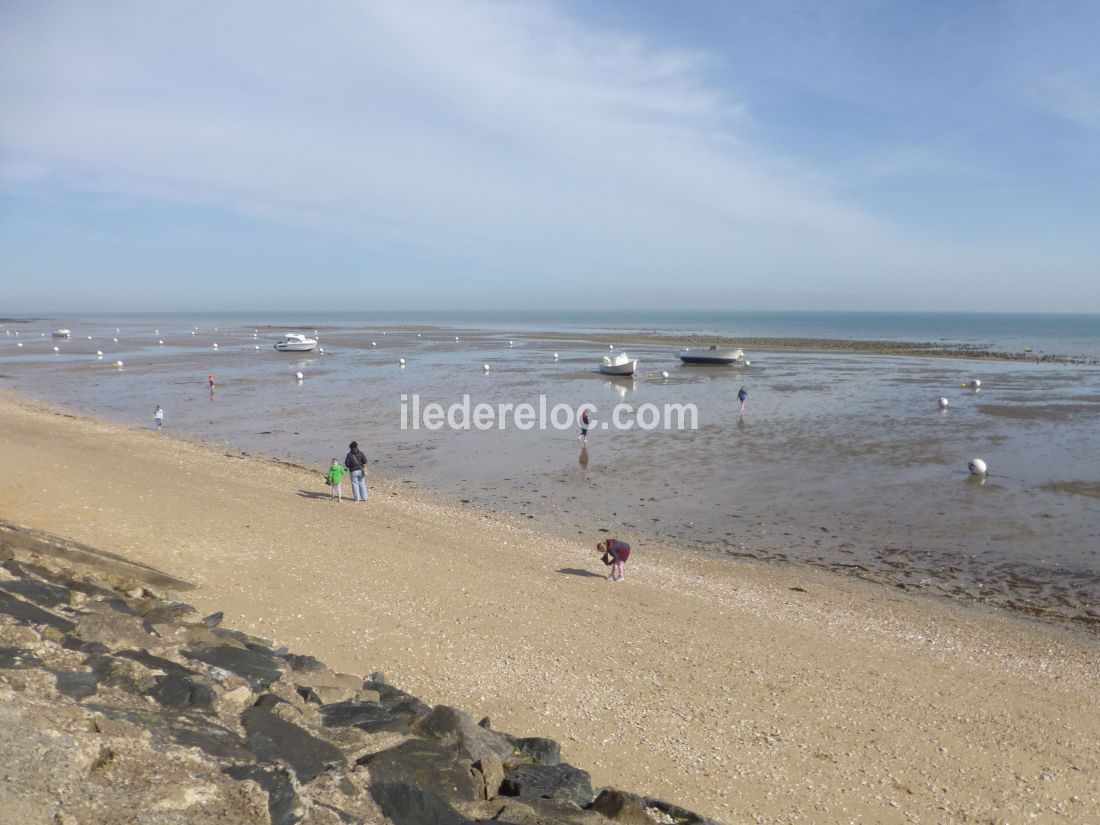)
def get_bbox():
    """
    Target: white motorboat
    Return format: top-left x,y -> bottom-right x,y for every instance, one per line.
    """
678,345 -> 745,365
52,328 -> 71,339
599,352 -> 638,376
273,333 -> 318,352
